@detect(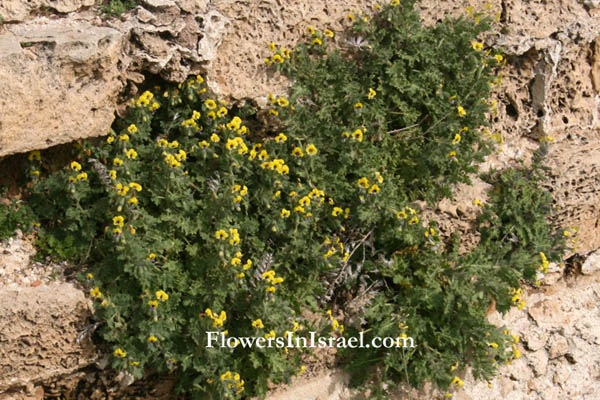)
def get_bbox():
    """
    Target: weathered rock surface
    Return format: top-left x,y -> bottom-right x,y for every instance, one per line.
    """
0,234 -> 95,393
0,283 -> 95,392
0,0 -> 95,23
205,0 -> 372,101
0,18 -> 122,157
